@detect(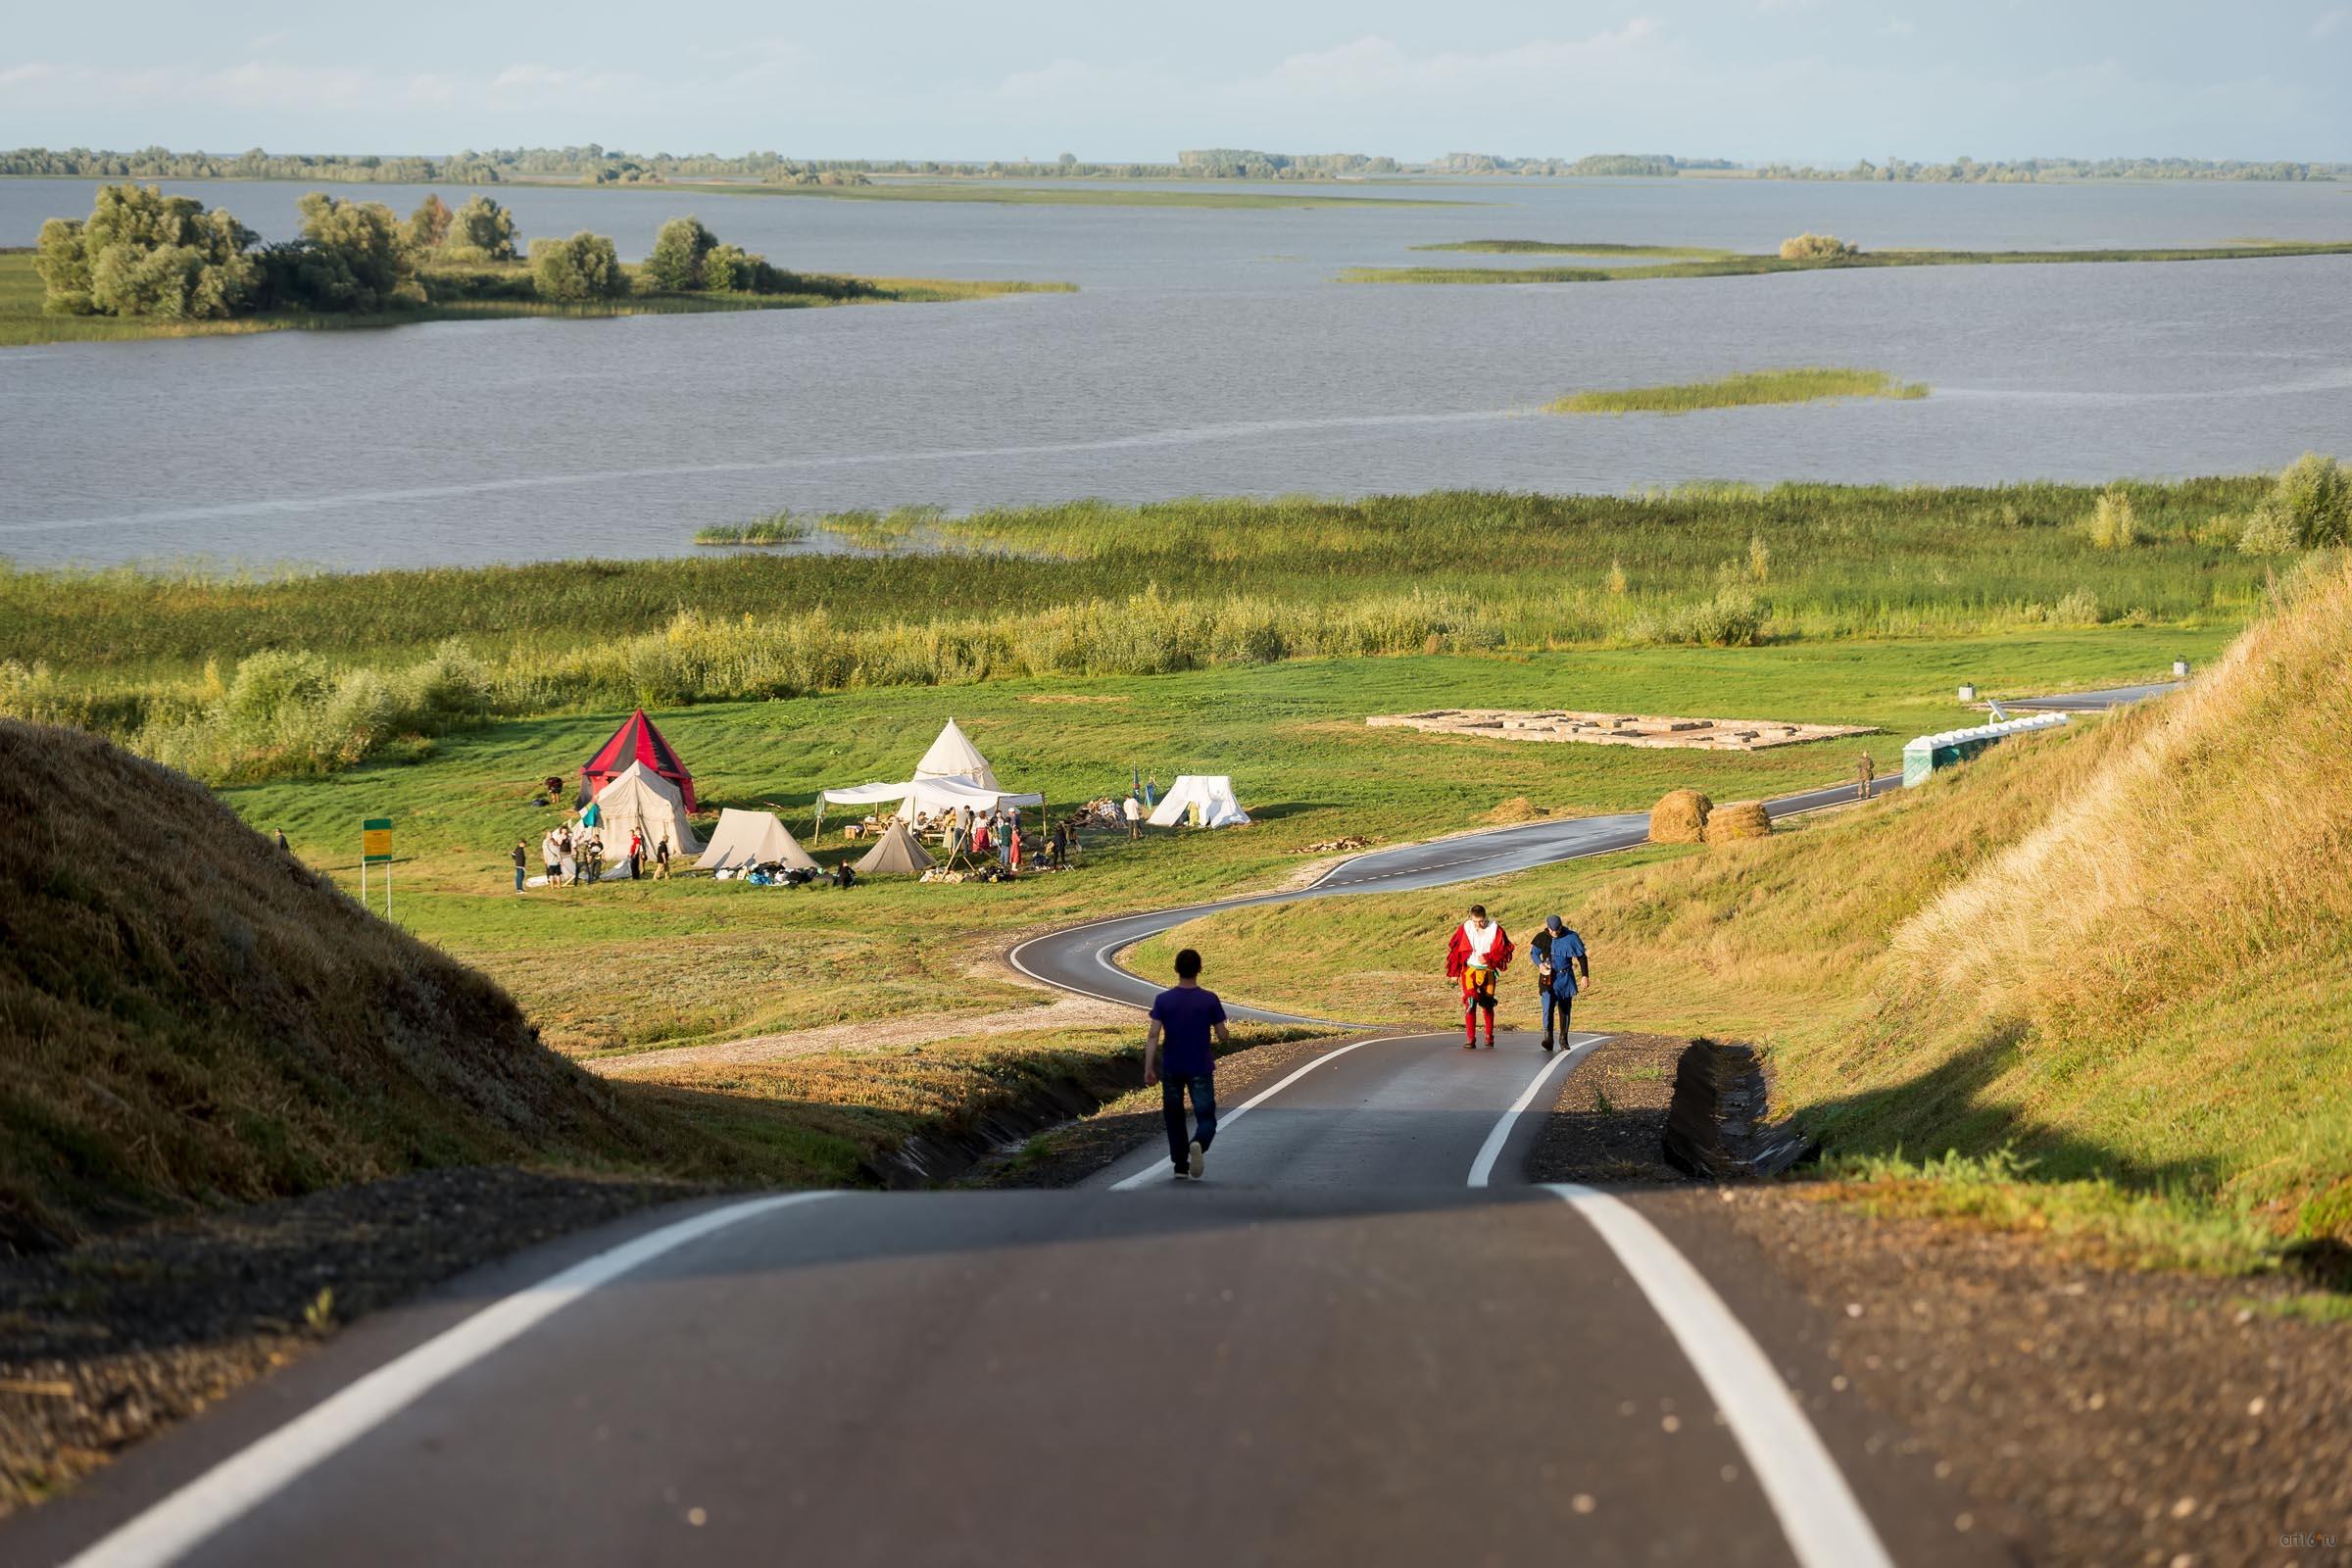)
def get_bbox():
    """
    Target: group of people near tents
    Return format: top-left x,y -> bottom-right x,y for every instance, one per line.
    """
516,709 -> 1255,896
